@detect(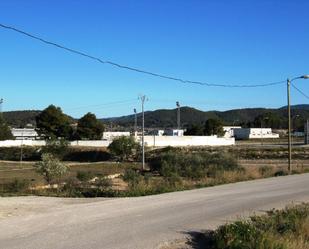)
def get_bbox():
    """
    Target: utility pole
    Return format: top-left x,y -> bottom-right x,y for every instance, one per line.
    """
287,78 -> 292,173
176,101 -> 180,130
134,108 -> 137,135
139,95 -> 147,171
286,75 -> 309,174
0,98 -> 3,118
